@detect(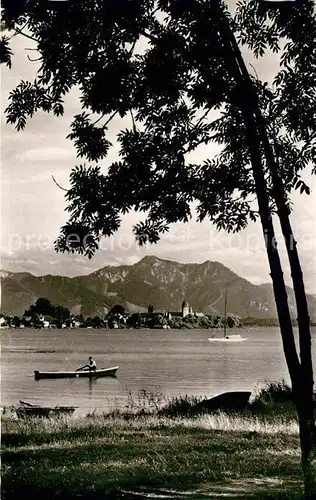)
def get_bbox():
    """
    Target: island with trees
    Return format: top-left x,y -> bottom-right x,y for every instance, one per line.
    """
0,297 -> 310,330
0,297 -> 241,329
